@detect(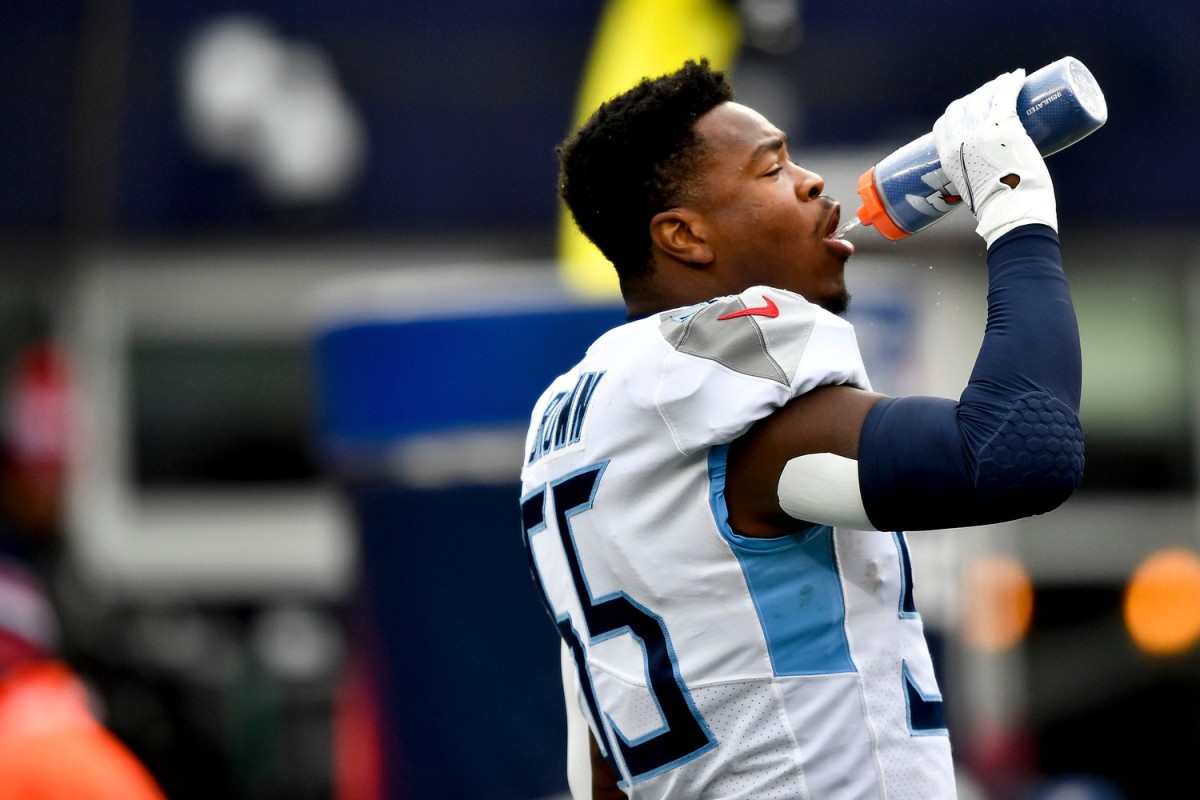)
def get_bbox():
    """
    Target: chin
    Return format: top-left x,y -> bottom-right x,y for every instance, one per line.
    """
819,288 -> 851,317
